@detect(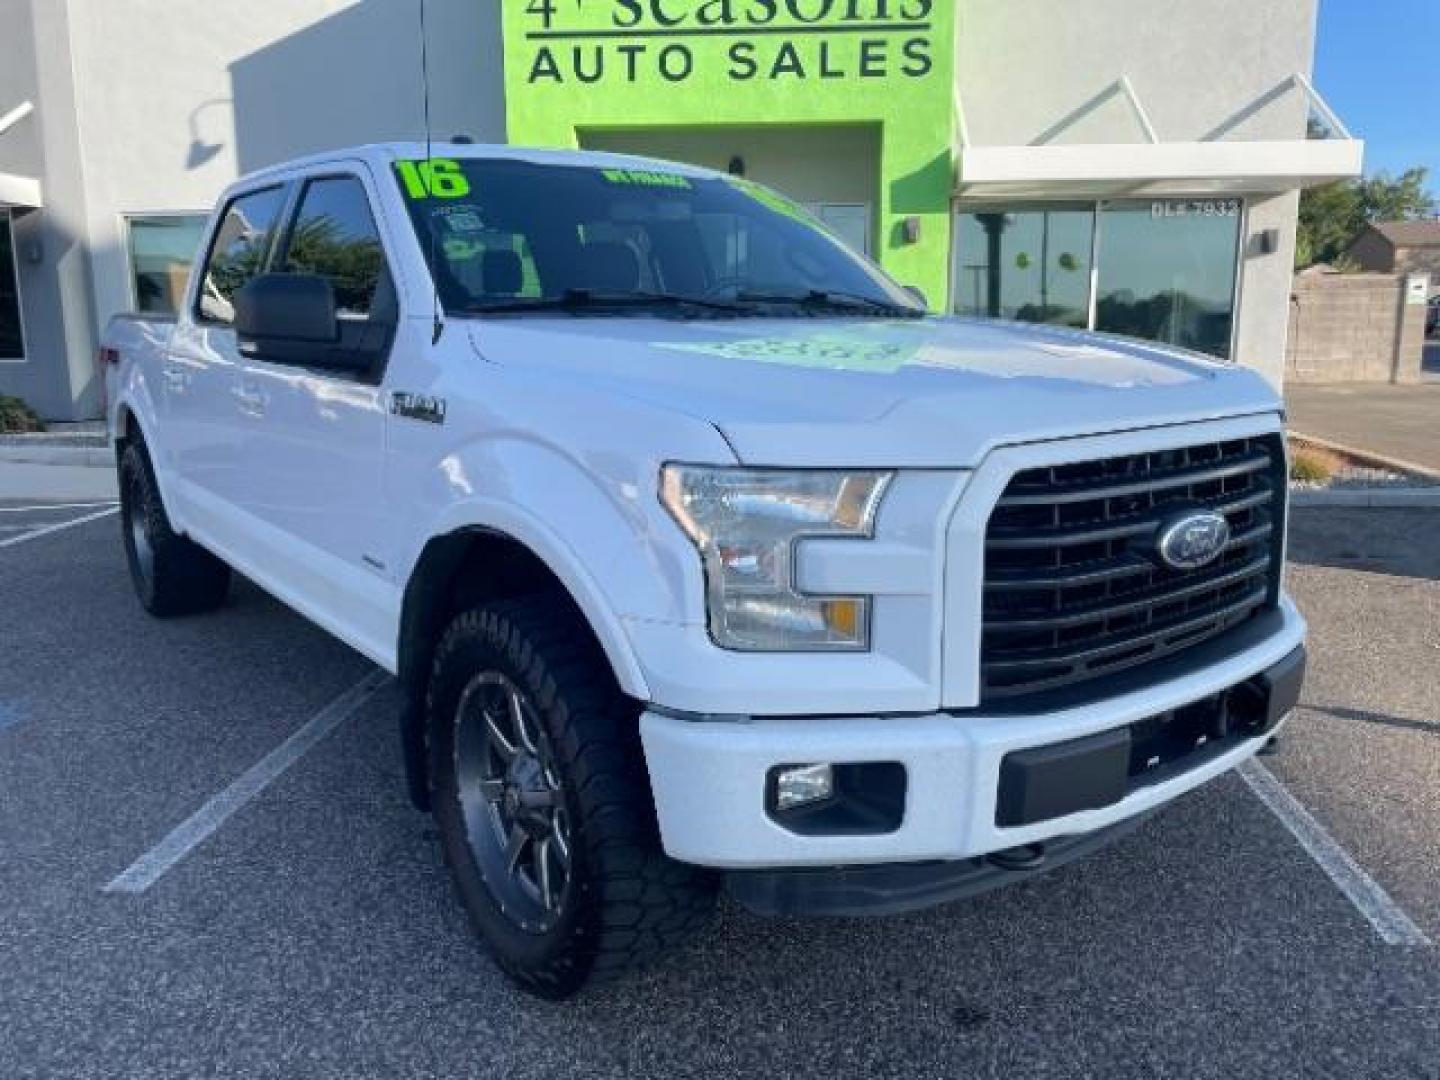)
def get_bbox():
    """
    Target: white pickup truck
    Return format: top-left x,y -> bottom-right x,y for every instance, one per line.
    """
104,143 -> 1305,998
